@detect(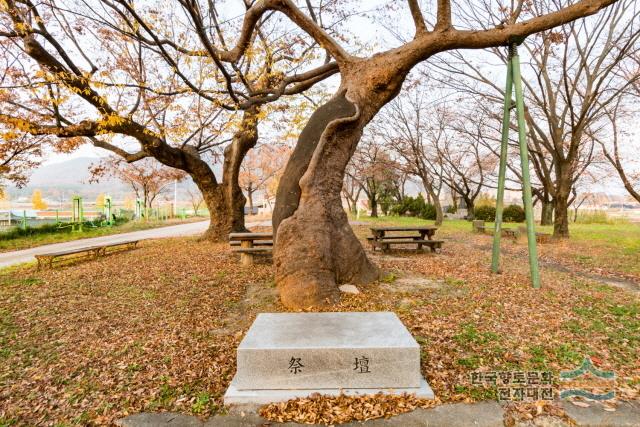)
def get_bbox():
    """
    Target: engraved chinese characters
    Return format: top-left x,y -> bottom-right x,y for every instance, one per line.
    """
286,355 -> 373,375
